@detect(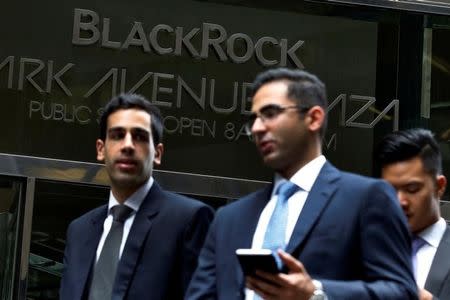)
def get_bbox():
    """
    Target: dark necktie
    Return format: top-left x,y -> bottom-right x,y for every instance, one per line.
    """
89,205 -> 133,300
